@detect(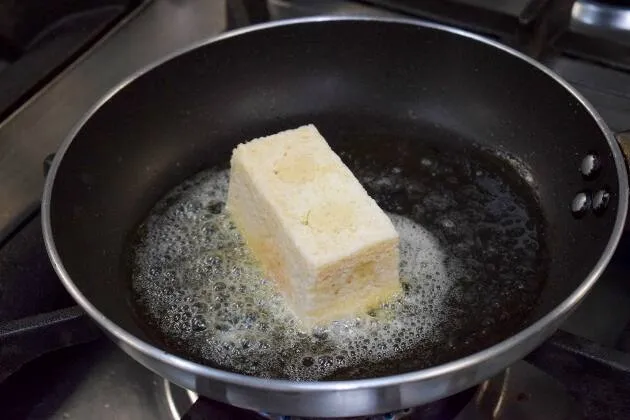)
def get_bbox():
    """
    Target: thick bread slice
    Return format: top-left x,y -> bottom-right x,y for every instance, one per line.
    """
226,124 -> 400,327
